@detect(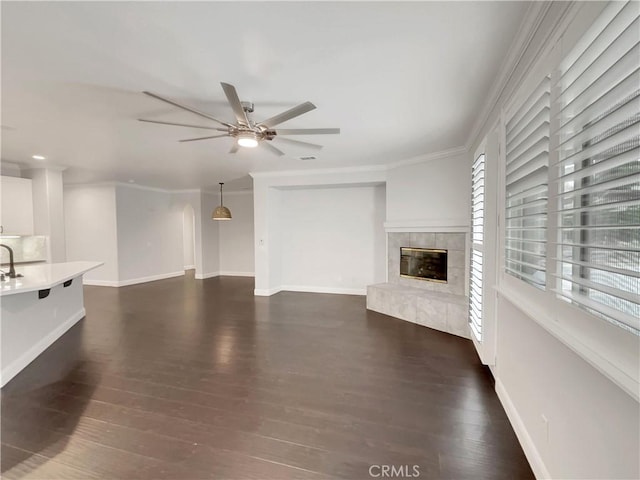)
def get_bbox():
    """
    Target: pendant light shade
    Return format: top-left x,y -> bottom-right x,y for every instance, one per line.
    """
212,182 -> 232,220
